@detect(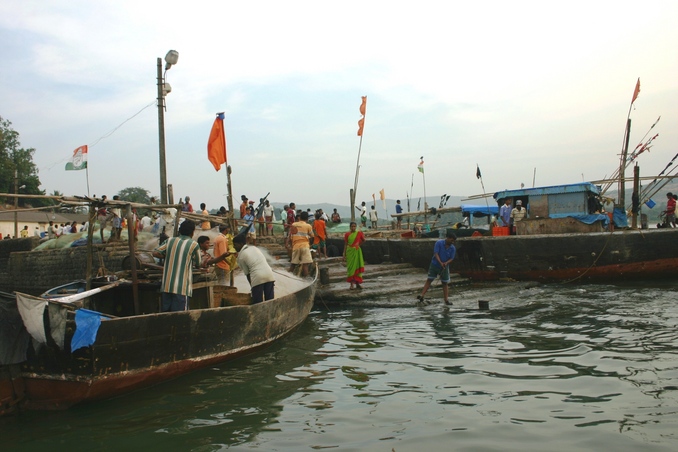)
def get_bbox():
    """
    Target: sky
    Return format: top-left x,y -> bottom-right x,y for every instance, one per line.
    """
1,1 -> 677,213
